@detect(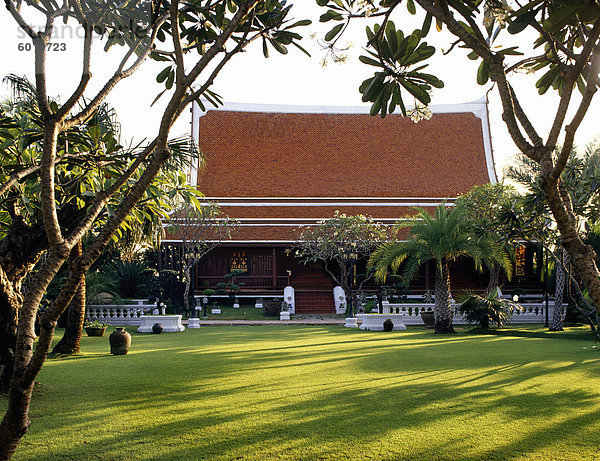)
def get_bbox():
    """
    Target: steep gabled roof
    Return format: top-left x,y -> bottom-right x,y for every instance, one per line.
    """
185,100 -> 496,243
